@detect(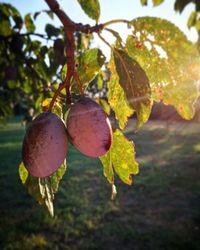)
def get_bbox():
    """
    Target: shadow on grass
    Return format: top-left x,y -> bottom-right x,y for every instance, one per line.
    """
0,118 -> 200,250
